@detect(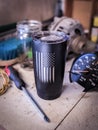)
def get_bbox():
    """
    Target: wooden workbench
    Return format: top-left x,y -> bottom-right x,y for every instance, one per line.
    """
0,59 -> 98,130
